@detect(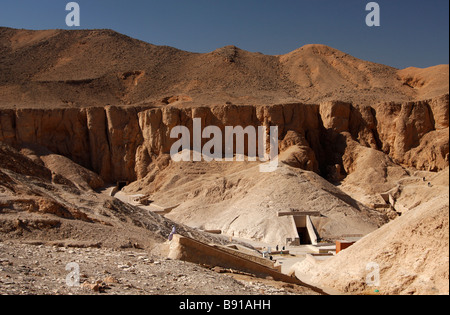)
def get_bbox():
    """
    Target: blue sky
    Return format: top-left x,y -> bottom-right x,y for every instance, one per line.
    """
0,0 -> 448,69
